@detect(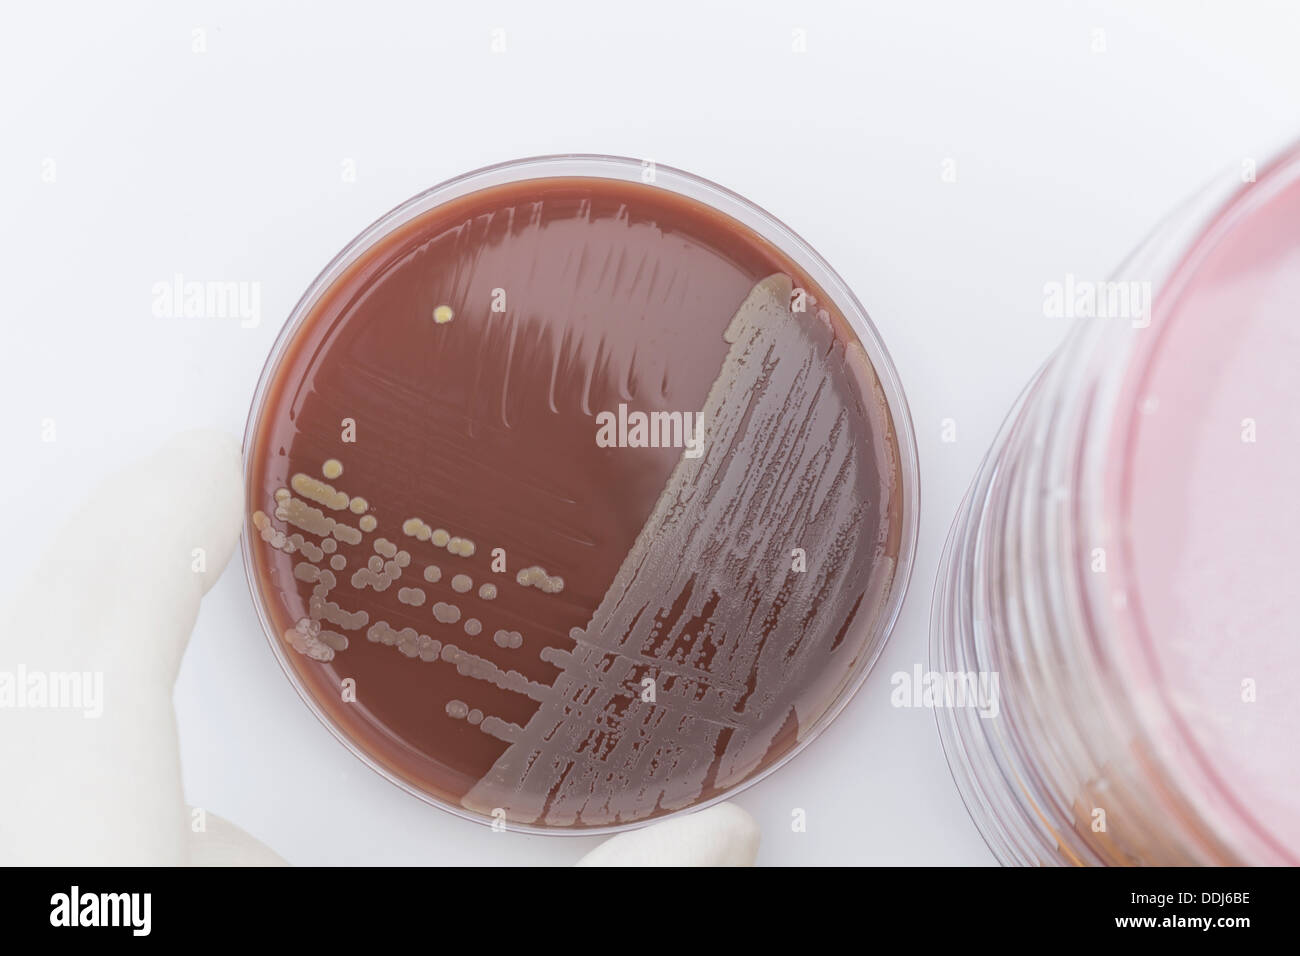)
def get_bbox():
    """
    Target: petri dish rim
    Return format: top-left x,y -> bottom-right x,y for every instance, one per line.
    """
240,154 -> 921,836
